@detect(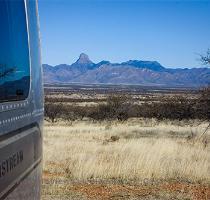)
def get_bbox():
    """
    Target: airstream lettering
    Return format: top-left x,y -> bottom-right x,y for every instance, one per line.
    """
0,0 -> 43,199
0,151 -> 23,178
